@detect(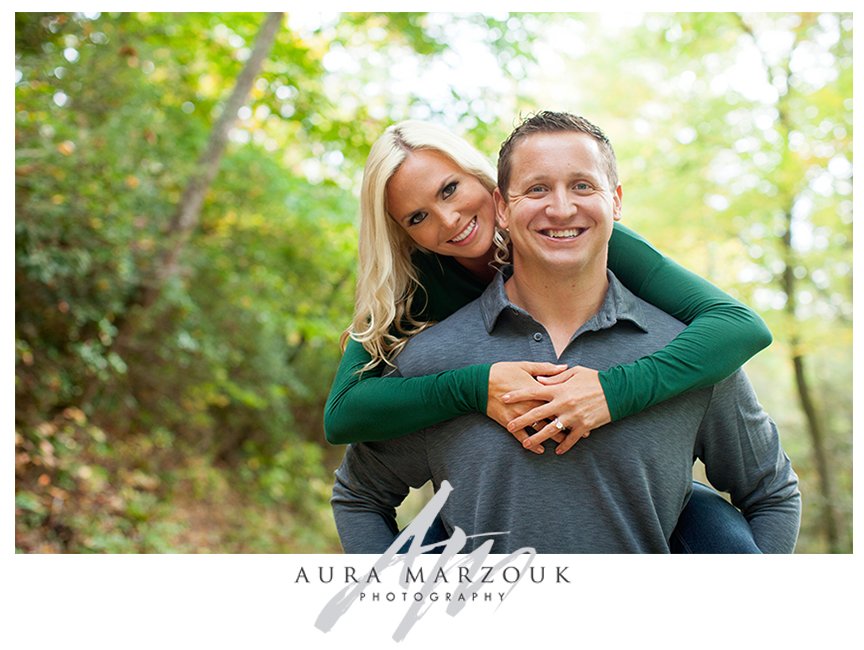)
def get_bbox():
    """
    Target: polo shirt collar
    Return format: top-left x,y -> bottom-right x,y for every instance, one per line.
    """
480,266 -> 650,335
